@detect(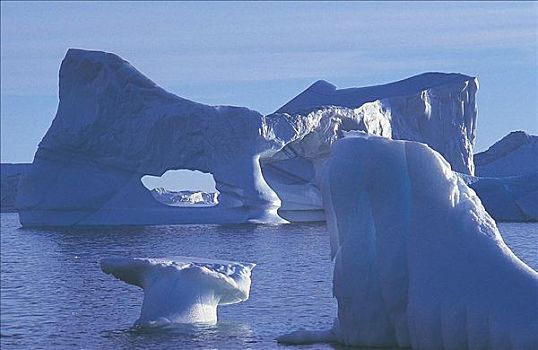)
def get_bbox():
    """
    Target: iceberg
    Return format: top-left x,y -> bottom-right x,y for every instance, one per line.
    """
277,73 -> 477,175
460,172 -> 538,222
475,131 -> 538,177
17,49 -> 478,226
17,49 -> 290,226
150,188 -> 218,207
1,163 -> 31,212
457,131 -> 538,222
280,133 -> 538,349
100,257 -> 255,326
265,73 -> 478,221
